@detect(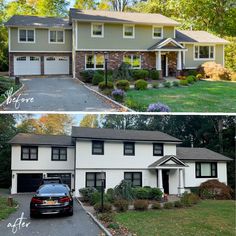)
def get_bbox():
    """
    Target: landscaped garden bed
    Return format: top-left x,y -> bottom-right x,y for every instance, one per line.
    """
0,196 -> 18,220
